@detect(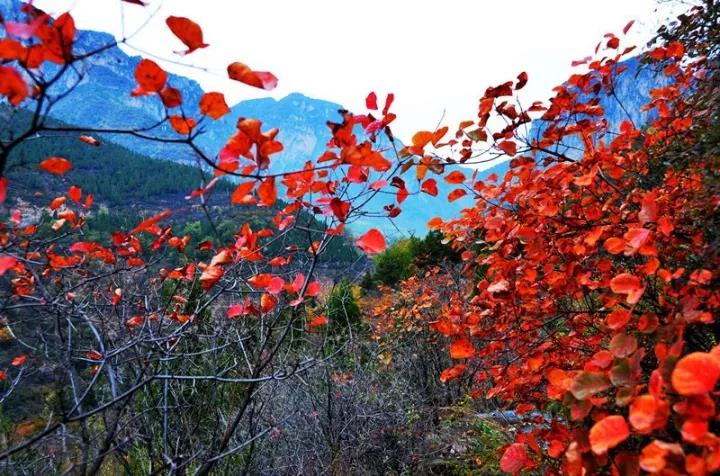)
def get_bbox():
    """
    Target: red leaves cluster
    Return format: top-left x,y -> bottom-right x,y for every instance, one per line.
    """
371,11 -> 720,475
